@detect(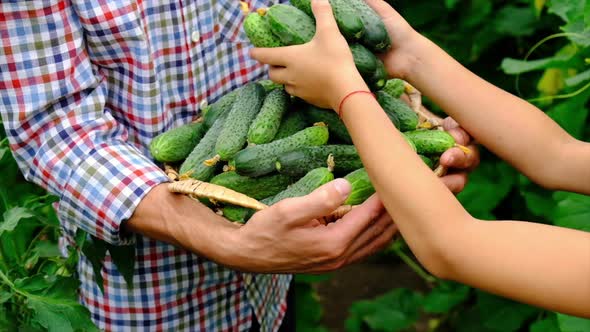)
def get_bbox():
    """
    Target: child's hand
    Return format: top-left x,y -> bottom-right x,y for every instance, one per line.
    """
364,0 -> 424,80
439,117 -> 480,193
250,0 -> 367,111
